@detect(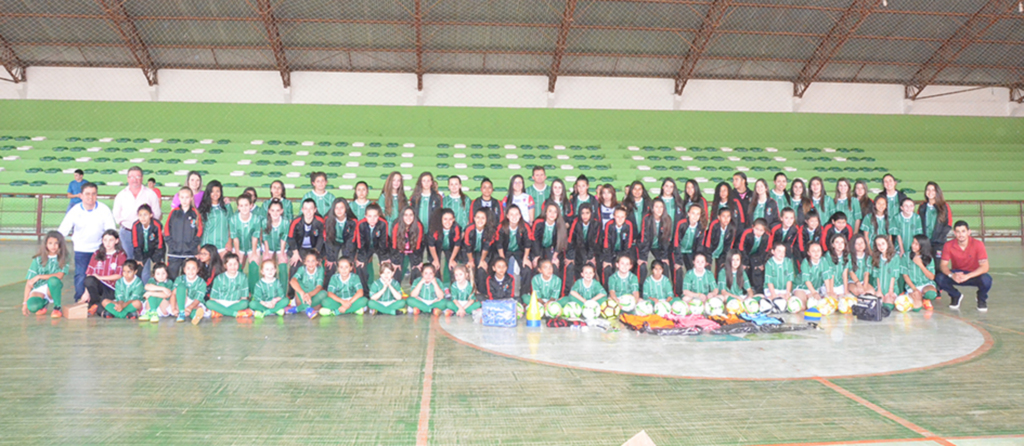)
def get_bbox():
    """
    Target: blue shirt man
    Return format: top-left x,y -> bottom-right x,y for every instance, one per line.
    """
67,169 -> 86,211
